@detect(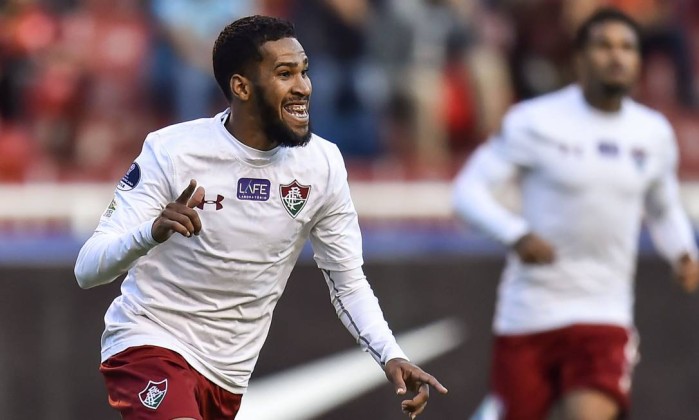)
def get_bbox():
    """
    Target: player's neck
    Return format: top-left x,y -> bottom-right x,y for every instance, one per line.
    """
226,112 -> 279,151
582,87 -> 624,113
